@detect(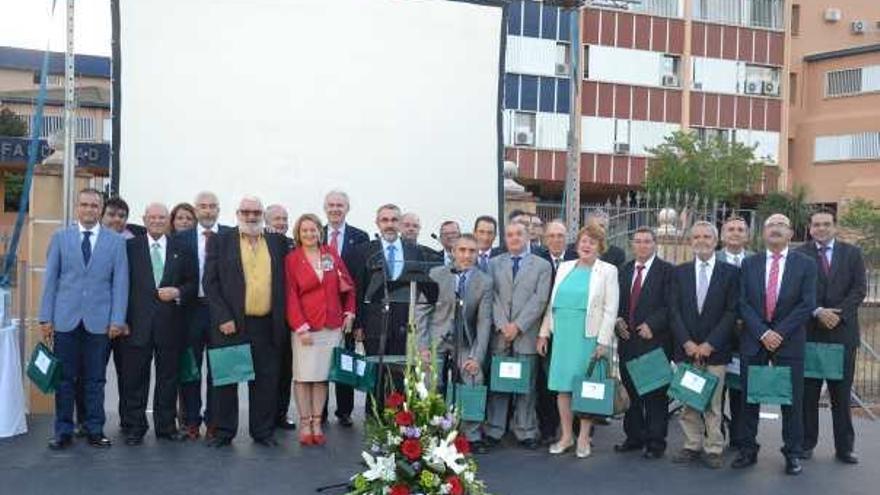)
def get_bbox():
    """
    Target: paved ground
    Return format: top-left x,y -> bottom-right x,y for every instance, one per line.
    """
1,403 -> 877,495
